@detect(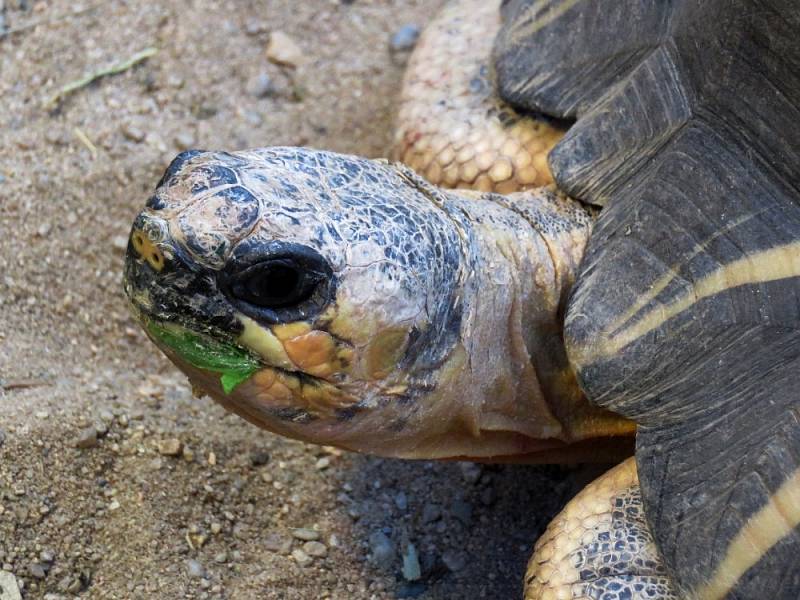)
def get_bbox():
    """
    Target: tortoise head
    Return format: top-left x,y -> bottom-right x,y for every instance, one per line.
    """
124,148 -> 485,457
124,147 -> 624,459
